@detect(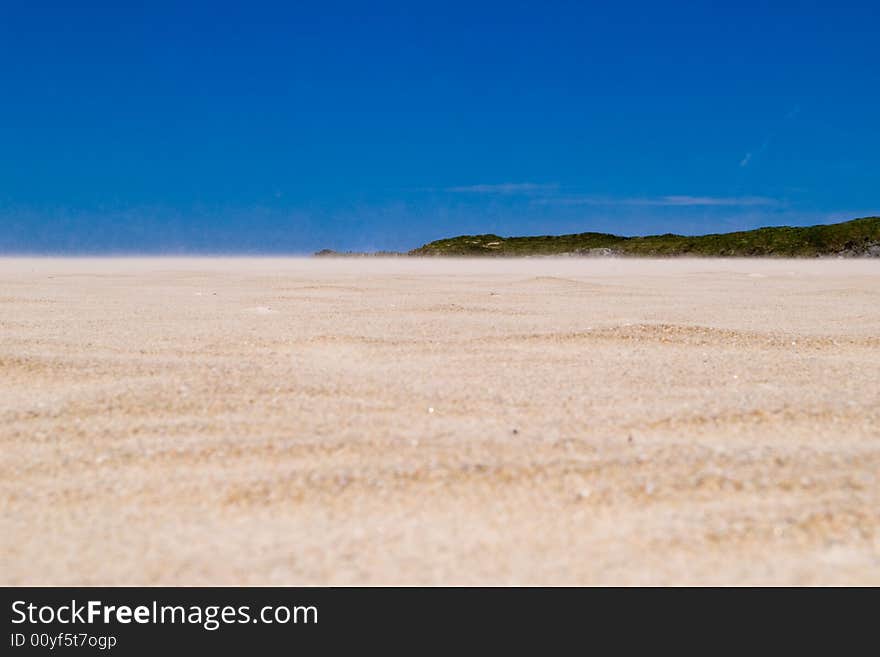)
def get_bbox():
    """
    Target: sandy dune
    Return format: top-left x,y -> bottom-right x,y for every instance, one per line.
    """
1,257 -> 879,585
